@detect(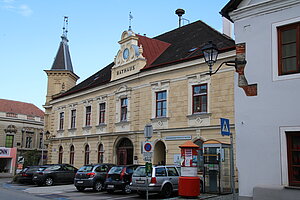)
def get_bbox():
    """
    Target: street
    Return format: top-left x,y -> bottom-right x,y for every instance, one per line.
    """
0,178 -> 236,200
0,178 -> 177,200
